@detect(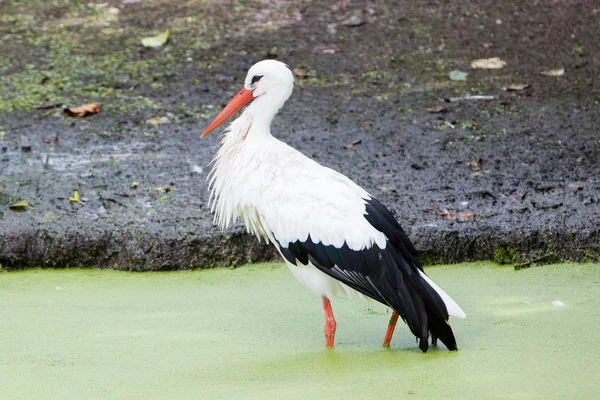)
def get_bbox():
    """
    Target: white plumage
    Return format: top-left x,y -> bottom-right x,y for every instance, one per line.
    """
203,60 -> 465,351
